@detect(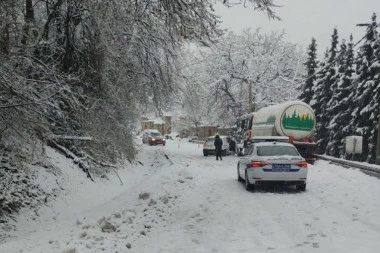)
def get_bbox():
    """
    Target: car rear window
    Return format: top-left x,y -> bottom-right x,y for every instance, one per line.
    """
206,137 -> 214,143
257,146 -> 299,156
